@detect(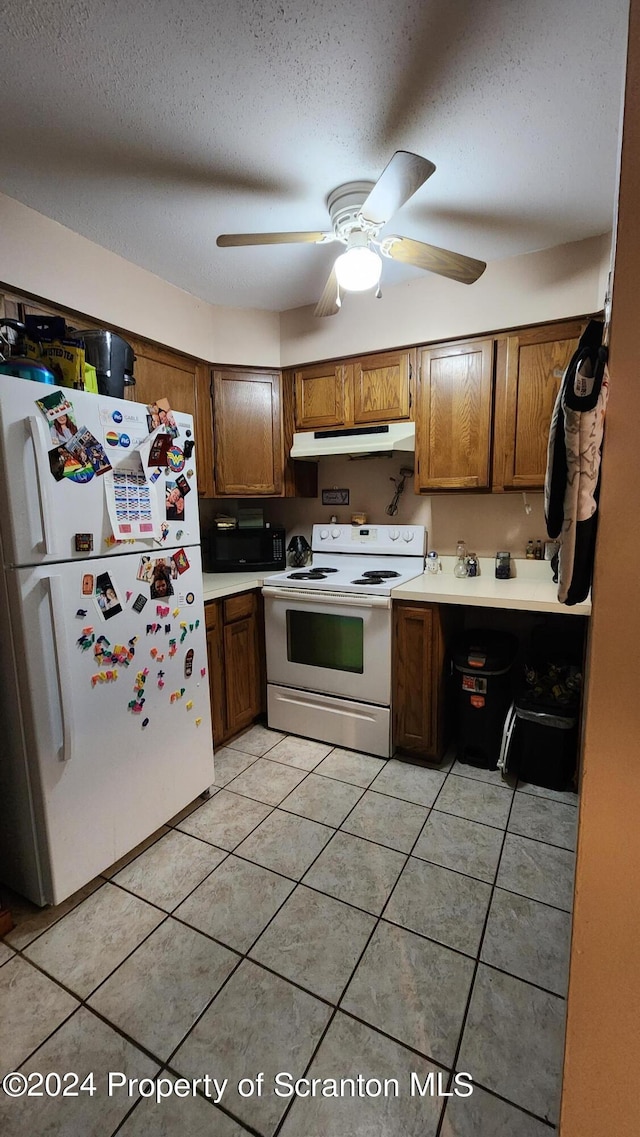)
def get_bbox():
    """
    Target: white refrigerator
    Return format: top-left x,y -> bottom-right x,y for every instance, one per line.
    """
0,374 -> 214,906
